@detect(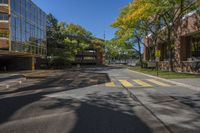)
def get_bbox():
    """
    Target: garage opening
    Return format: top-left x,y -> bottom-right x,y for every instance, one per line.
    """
0,55 -> 32,71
